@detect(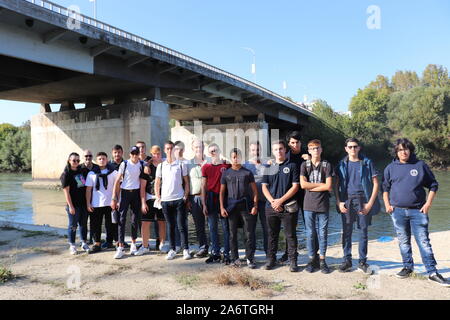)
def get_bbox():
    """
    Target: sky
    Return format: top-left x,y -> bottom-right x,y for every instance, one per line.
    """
2,0 -> 450,125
